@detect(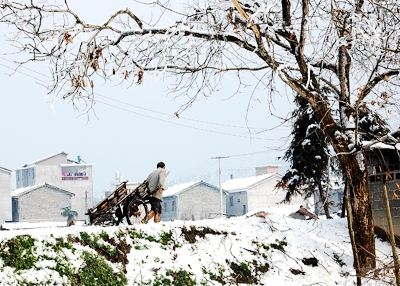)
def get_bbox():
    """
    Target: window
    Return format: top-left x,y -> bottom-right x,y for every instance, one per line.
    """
229,196 -> 234,206
172,201 -> 176,211
164,202 -> 168,211
242,205 -> 247,215
61,166 -> 89,180
32,168 -> 35,179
